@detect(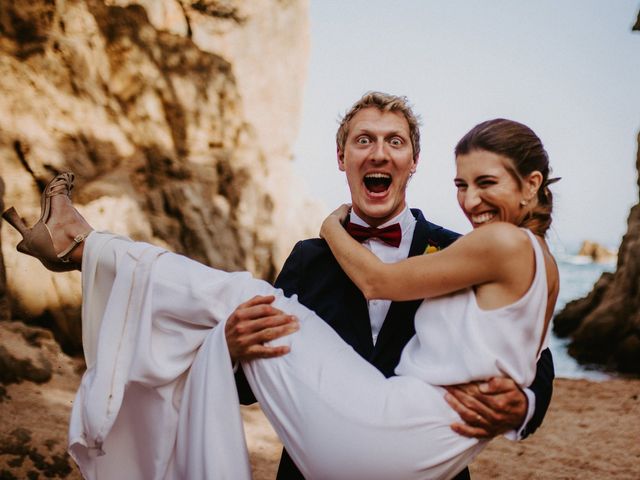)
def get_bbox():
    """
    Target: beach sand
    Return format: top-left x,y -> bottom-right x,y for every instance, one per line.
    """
1,374 -> 638,478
